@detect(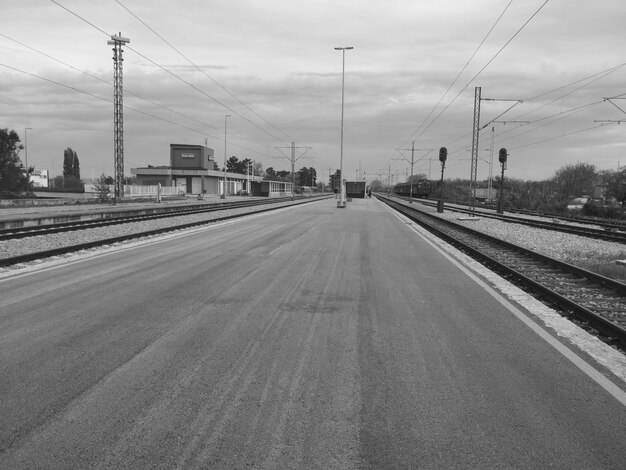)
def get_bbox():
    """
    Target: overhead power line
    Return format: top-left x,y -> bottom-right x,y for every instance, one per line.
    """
444,99 -> 603,161
0,32 -> 273,152
524,62 -> 626,105
511,63 -> 626,122
0,32 -> 238,138
510,122 -> 604,150
49,0 -> 296,147
496,101 -> 603,142
404,0 -> 551,149
114,0 -> 298,144
464,61 -> 626,147
404,1 -> 626,166
123,44 -> 287,143
49,0 -> 109,36
399,0 -> 514,150
0,62 -> 200,134
0,62 -> 272,159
